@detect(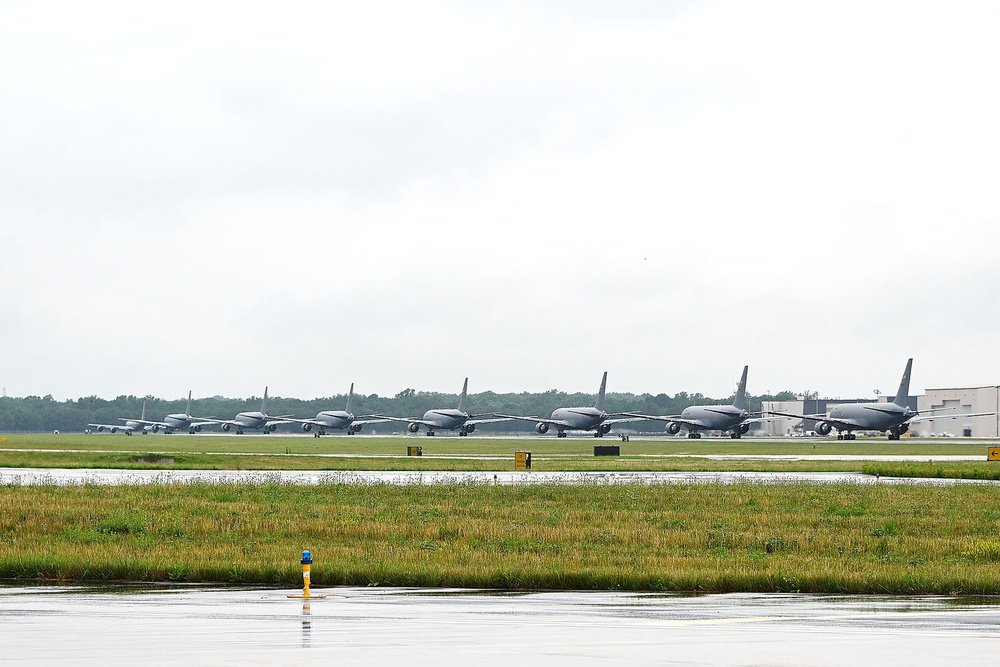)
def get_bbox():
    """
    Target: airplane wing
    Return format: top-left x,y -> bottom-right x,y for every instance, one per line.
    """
118,418 -> 170,428
766,411 -> 867,431
467,416 -> 515,426
353,418 -> 392,426
618,412 -> 711,429
367,415 -> 439,428
493,414 -> 574,428
88,423 -> 130,433
909,411 -> 995,424
602,416 -> 649,426
189,418 -> 224,427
